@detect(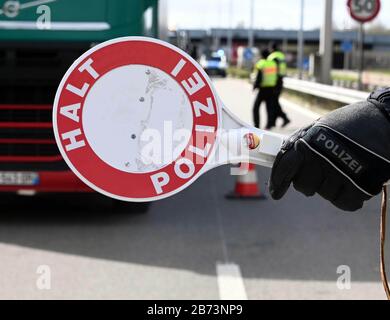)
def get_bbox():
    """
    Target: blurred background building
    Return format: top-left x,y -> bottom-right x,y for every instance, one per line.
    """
170,28 -> 390,70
